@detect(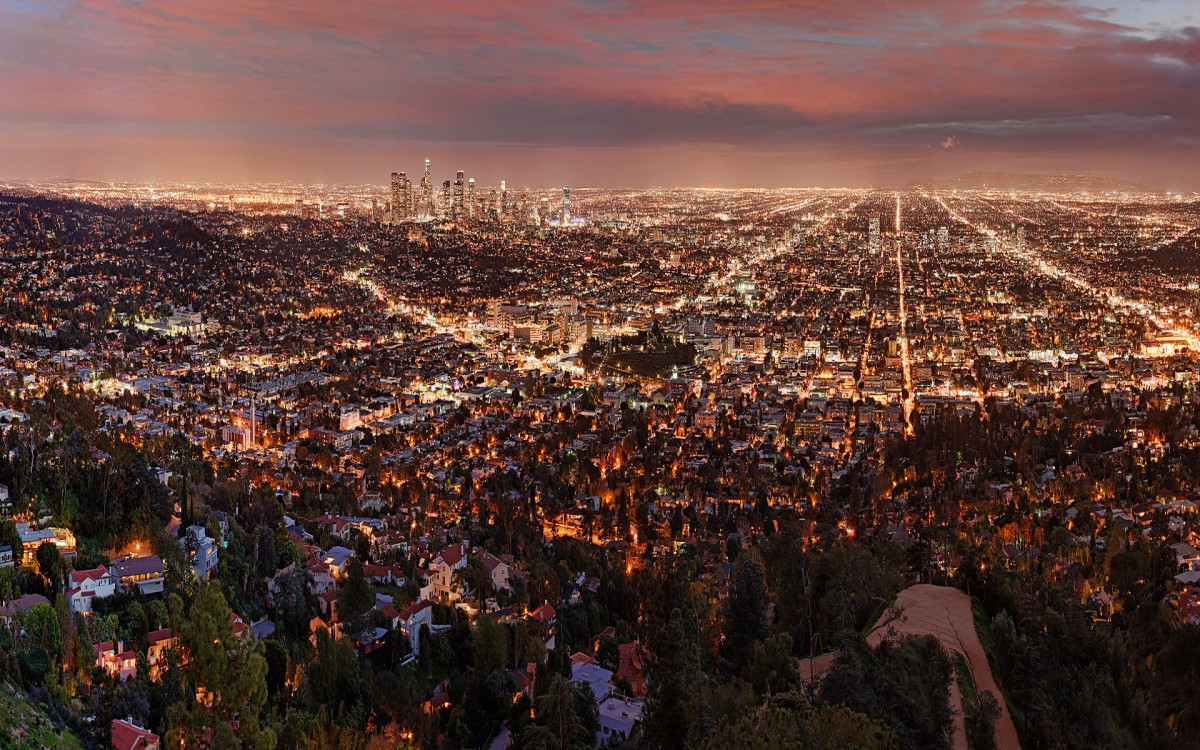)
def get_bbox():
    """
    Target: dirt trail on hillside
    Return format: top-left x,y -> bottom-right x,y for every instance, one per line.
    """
801,584 -> 1020,750
869,584 -> 1020,750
